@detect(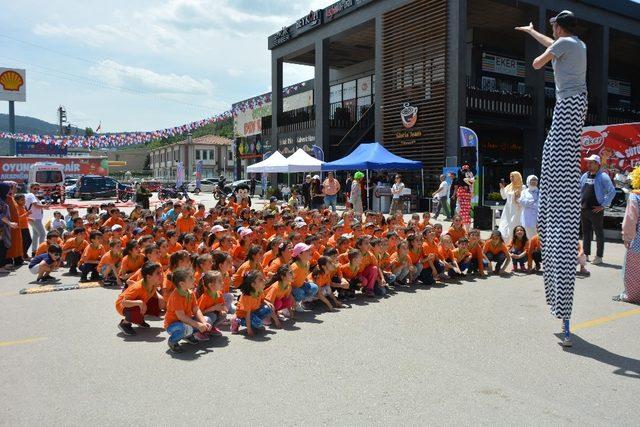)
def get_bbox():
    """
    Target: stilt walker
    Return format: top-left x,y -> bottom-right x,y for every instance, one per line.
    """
516,11 -> 588,347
